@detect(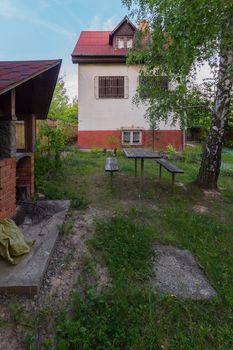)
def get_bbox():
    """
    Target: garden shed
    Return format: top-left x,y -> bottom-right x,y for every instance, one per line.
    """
0,59 -> 61,220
